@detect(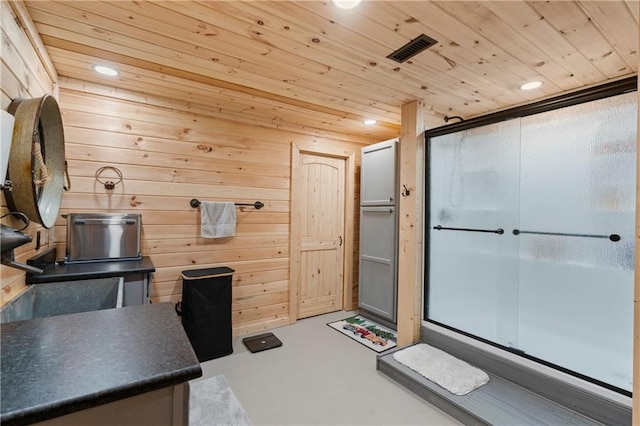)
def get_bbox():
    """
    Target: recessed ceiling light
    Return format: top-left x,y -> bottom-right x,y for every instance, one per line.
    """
332,0 -> 363,9
92,65 -> 119,76
363,119 -> 377,125
520,81 -> 543,90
